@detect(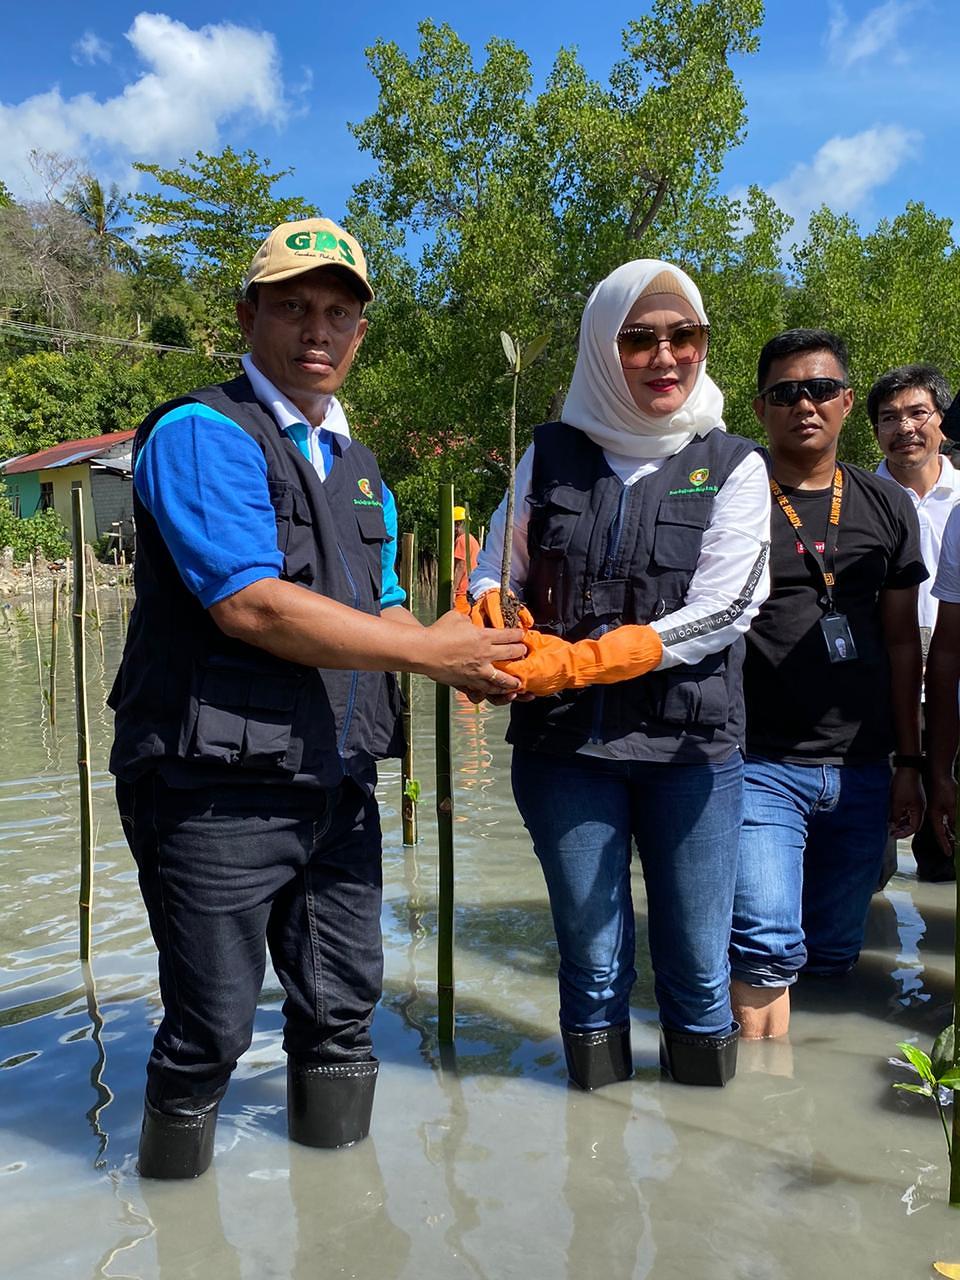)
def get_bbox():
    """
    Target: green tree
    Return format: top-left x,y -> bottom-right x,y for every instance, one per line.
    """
789,202 -> 960,467
68,174 -> 139,271
128,148 -> 318,348
147,313 -> 191,349
0,493 -> 70,562
348,4 -> 765,521
0,180 -> 12,208
698,186 -> 792,442
0,349 -> 227,459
